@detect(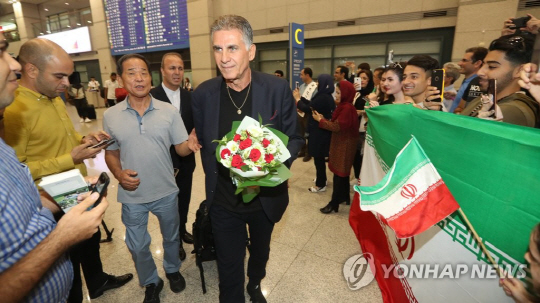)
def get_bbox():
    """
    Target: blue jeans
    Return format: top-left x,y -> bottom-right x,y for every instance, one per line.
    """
121,192 -> 181,286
